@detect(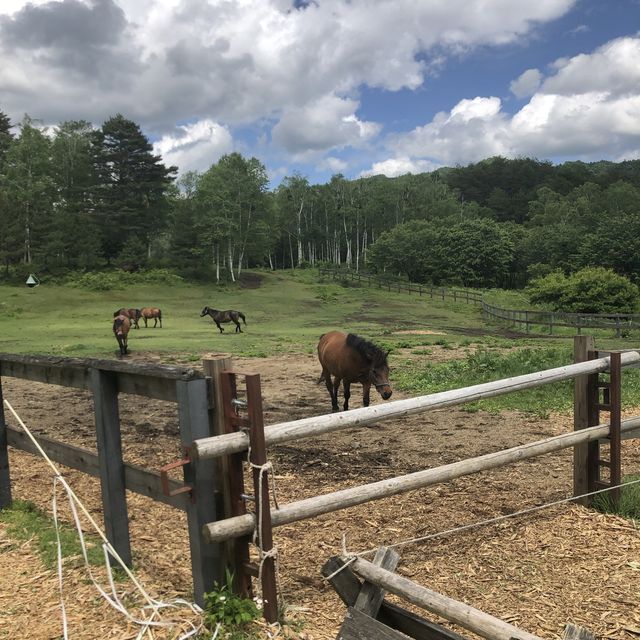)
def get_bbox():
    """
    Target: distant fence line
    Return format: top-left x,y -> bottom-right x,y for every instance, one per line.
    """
319,268 -> 640,337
